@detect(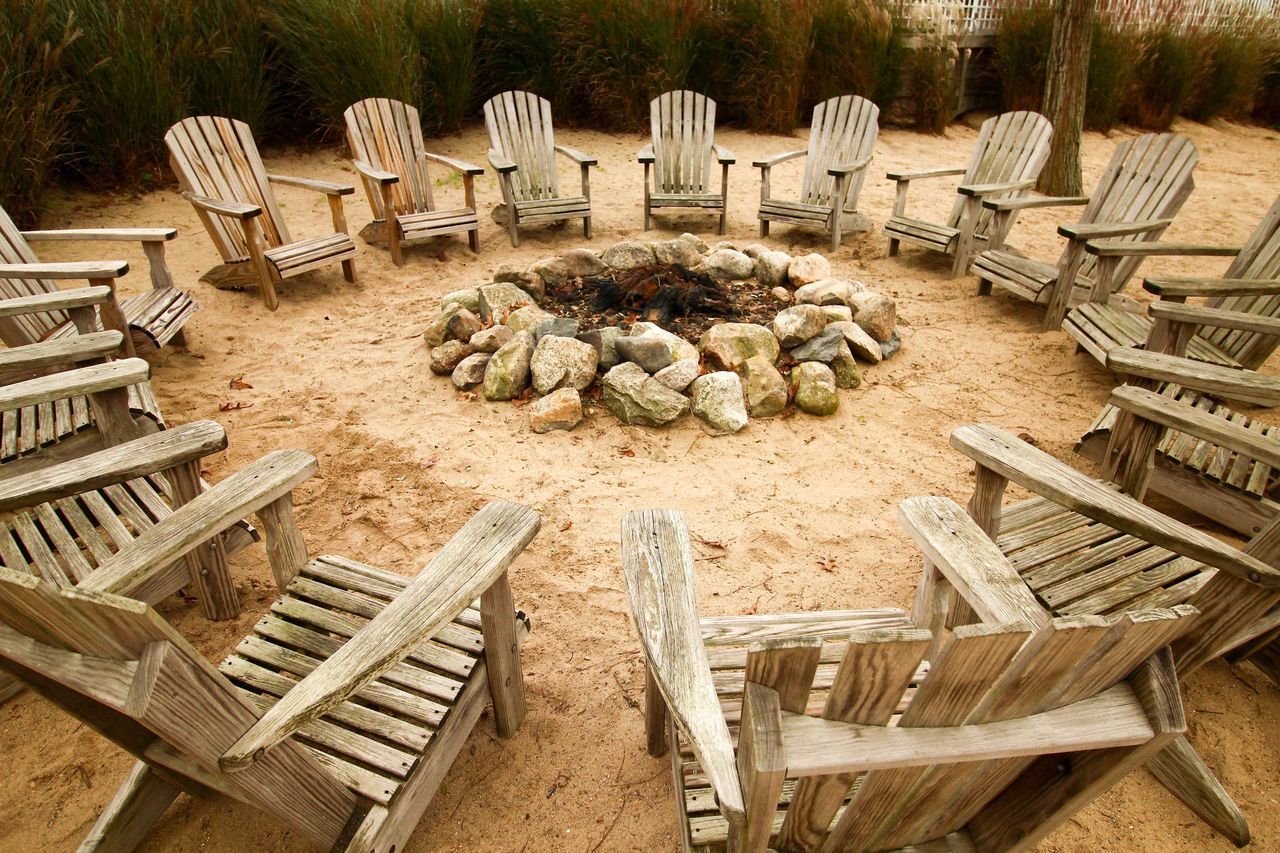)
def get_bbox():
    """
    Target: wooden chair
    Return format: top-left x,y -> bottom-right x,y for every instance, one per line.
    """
640,91 -> 735,235
884,111 -> 1053,279
946,421 -> 1280,845
0,204 -> 194,356
623,504 -> 1195,852
344,98 -> 484,265
0,436 -> 538,852
164,116 -> 358,311
483,91 -> 596,247
973,133 -> 1199,331
754,95 -> 879,251
1065,194 -> 1280,367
